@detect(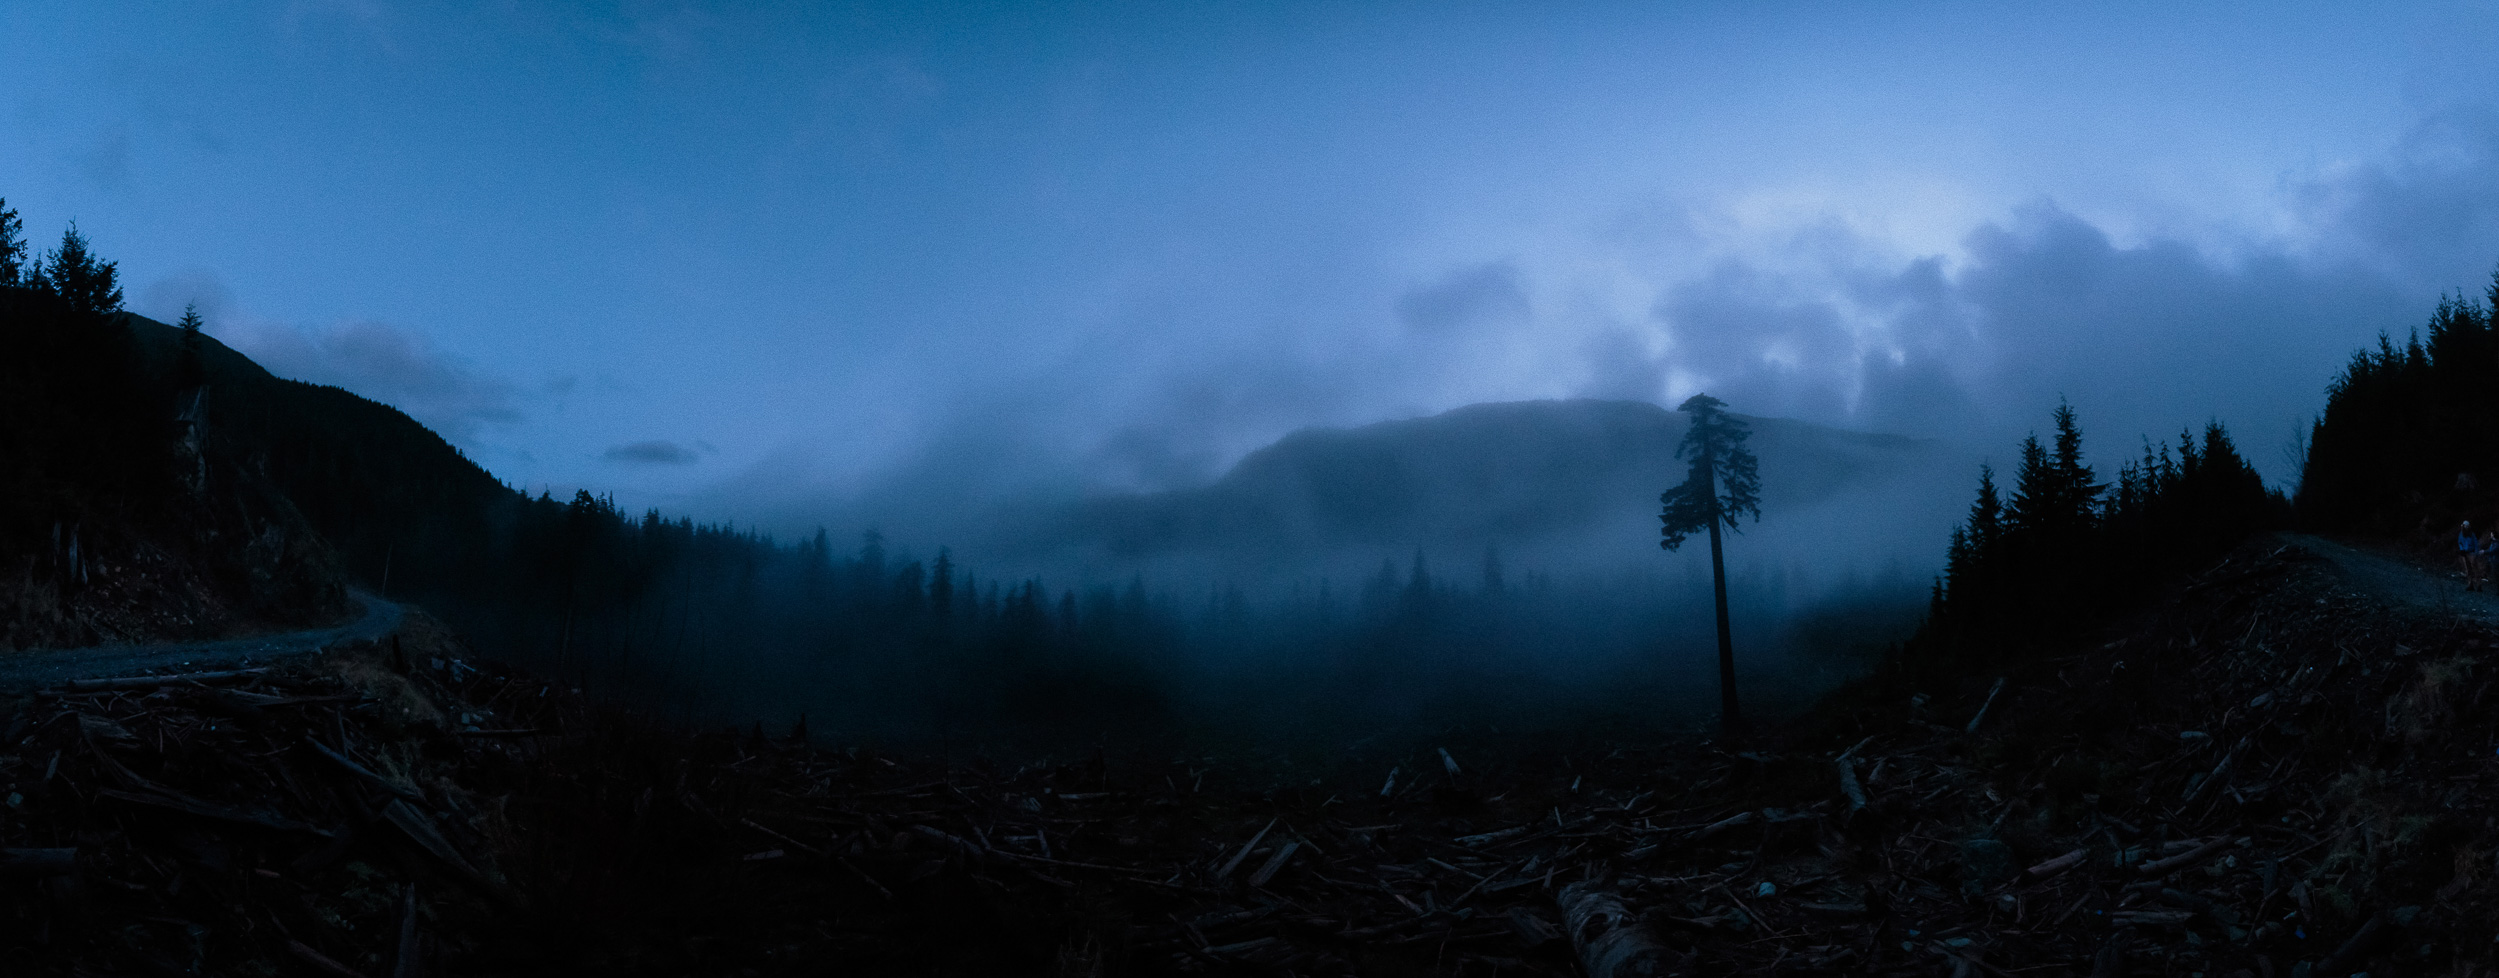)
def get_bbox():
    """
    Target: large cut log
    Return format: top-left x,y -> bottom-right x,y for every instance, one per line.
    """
1558,881 -> 1669,978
